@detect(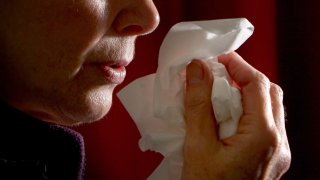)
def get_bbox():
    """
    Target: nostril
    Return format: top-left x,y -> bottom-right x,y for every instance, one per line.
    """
122,25 -> 143,35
